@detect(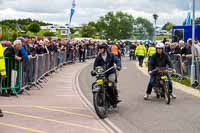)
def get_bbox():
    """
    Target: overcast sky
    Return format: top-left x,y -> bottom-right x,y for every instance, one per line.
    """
0,0 -> 199,26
